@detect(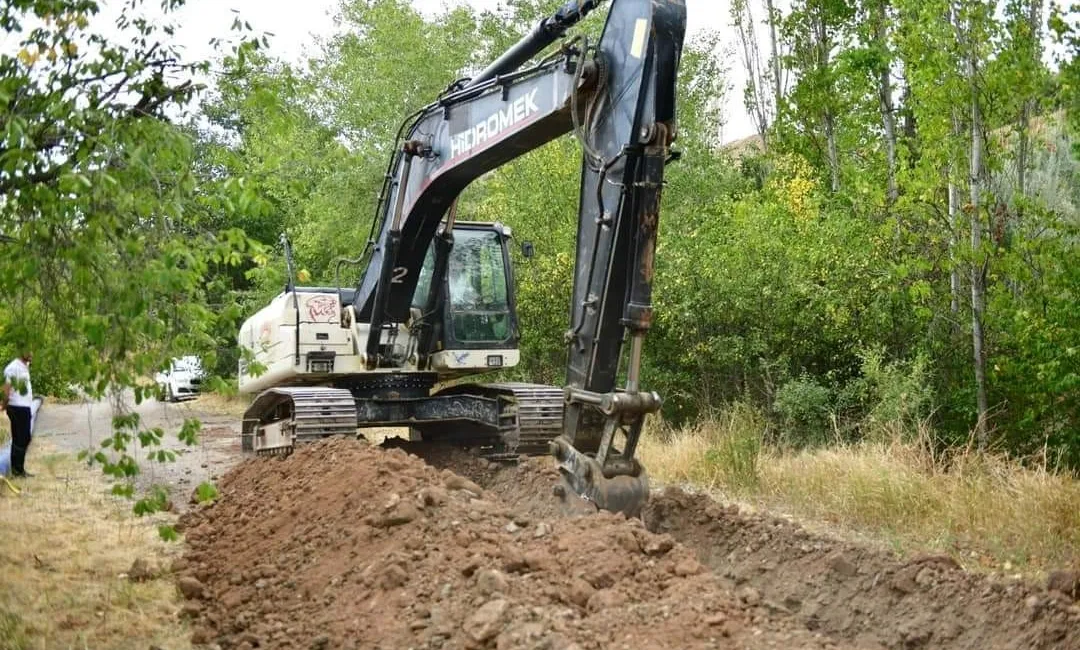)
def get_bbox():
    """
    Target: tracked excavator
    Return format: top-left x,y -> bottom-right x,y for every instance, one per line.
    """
236,0 -> 686,517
